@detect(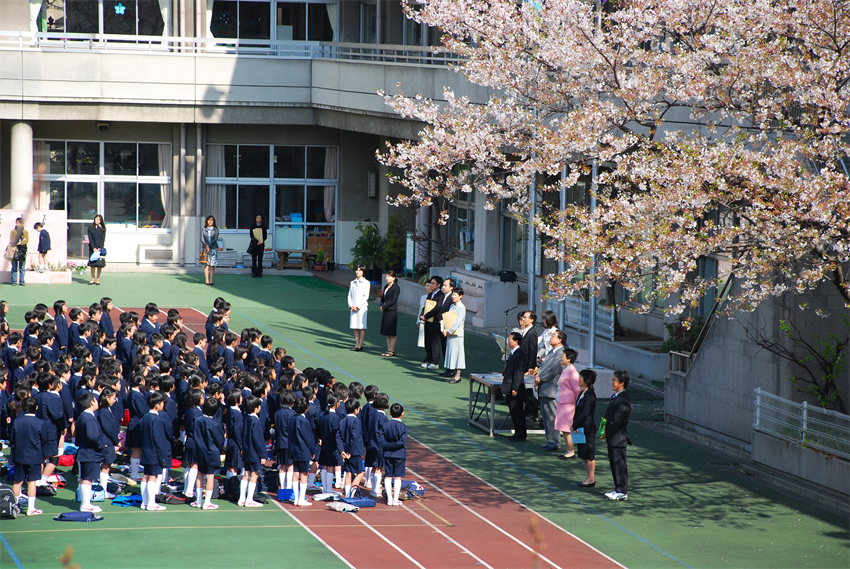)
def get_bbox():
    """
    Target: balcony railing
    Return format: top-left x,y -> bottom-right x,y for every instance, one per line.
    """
0,31 -> 459,66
